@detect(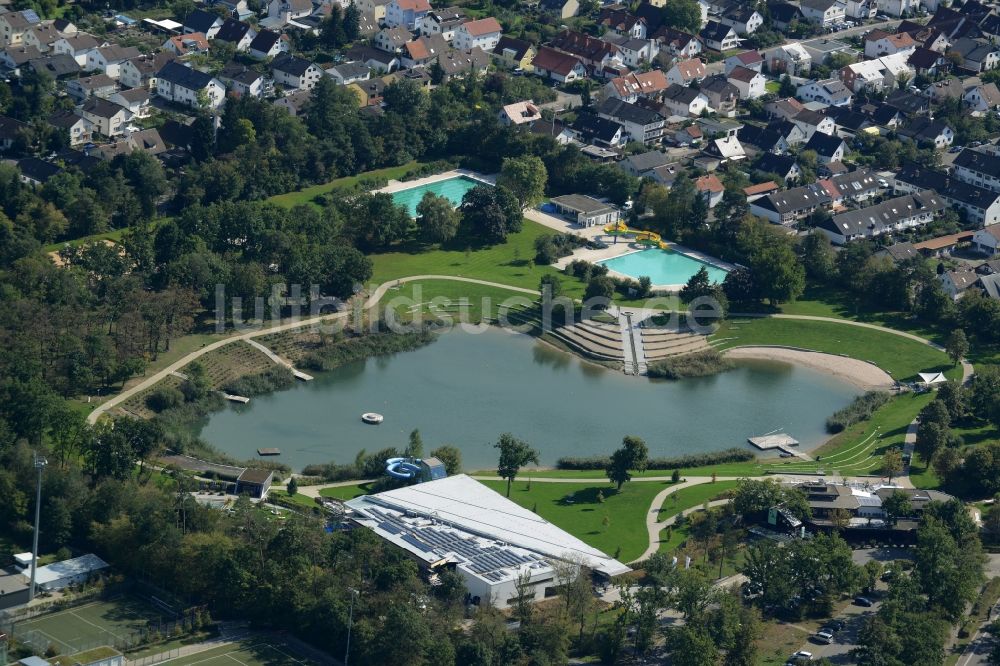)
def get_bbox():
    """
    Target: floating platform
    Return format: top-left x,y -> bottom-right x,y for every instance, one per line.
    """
362,412 -> 384,425
293,369 -> 313,381
748,433 -> 799,450
223,393 -> 250,404
257,448 -> 281,456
